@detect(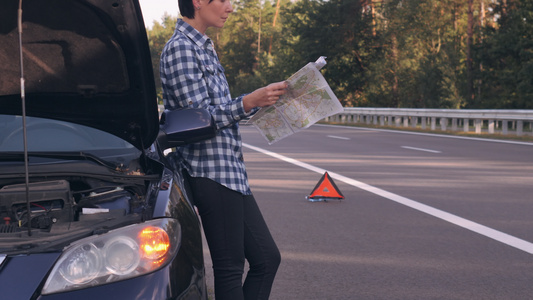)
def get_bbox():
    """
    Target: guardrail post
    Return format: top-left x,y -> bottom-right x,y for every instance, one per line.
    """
403,117 -> 409,127
463,118 -> 469,132
373,115 -> 378,125
440,117 -> 448,131
380,115 -> 385,126
451,118 -> 458,131
488,119 -> 495,134
431,117 -> 437,130
517,120 -> 524,136
421,117 -> 427,129
475,119 -> 482,133
412,117 -> 418,128
502,120 -> 508,134
395,116 -> 401,127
